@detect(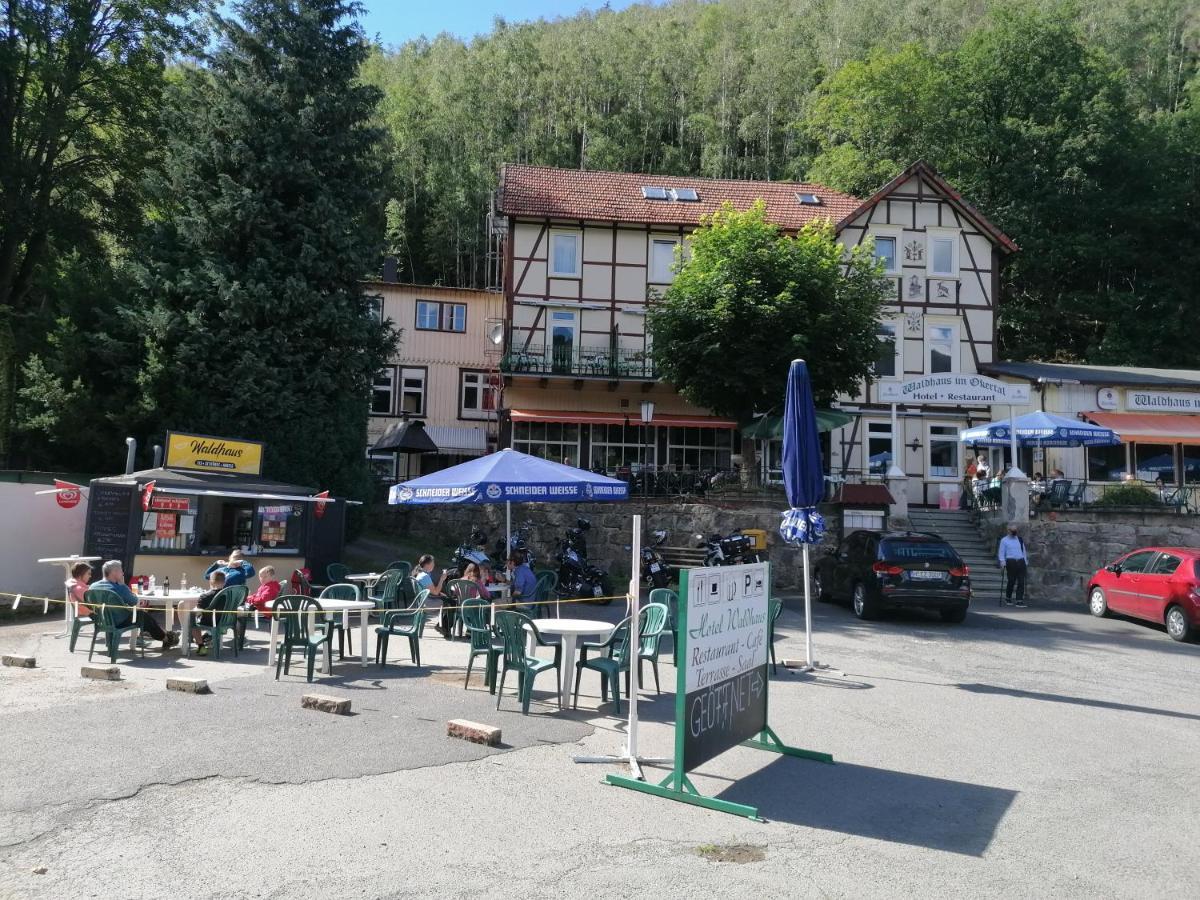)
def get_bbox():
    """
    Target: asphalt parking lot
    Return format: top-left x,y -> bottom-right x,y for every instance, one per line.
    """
1,593 -> 1197,899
